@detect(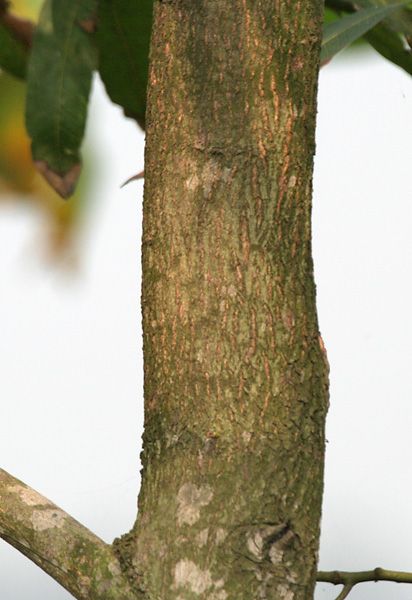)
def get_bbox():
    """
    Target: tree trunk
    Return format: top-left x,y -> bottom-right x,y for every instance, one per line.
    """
114,1 -> 329,599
